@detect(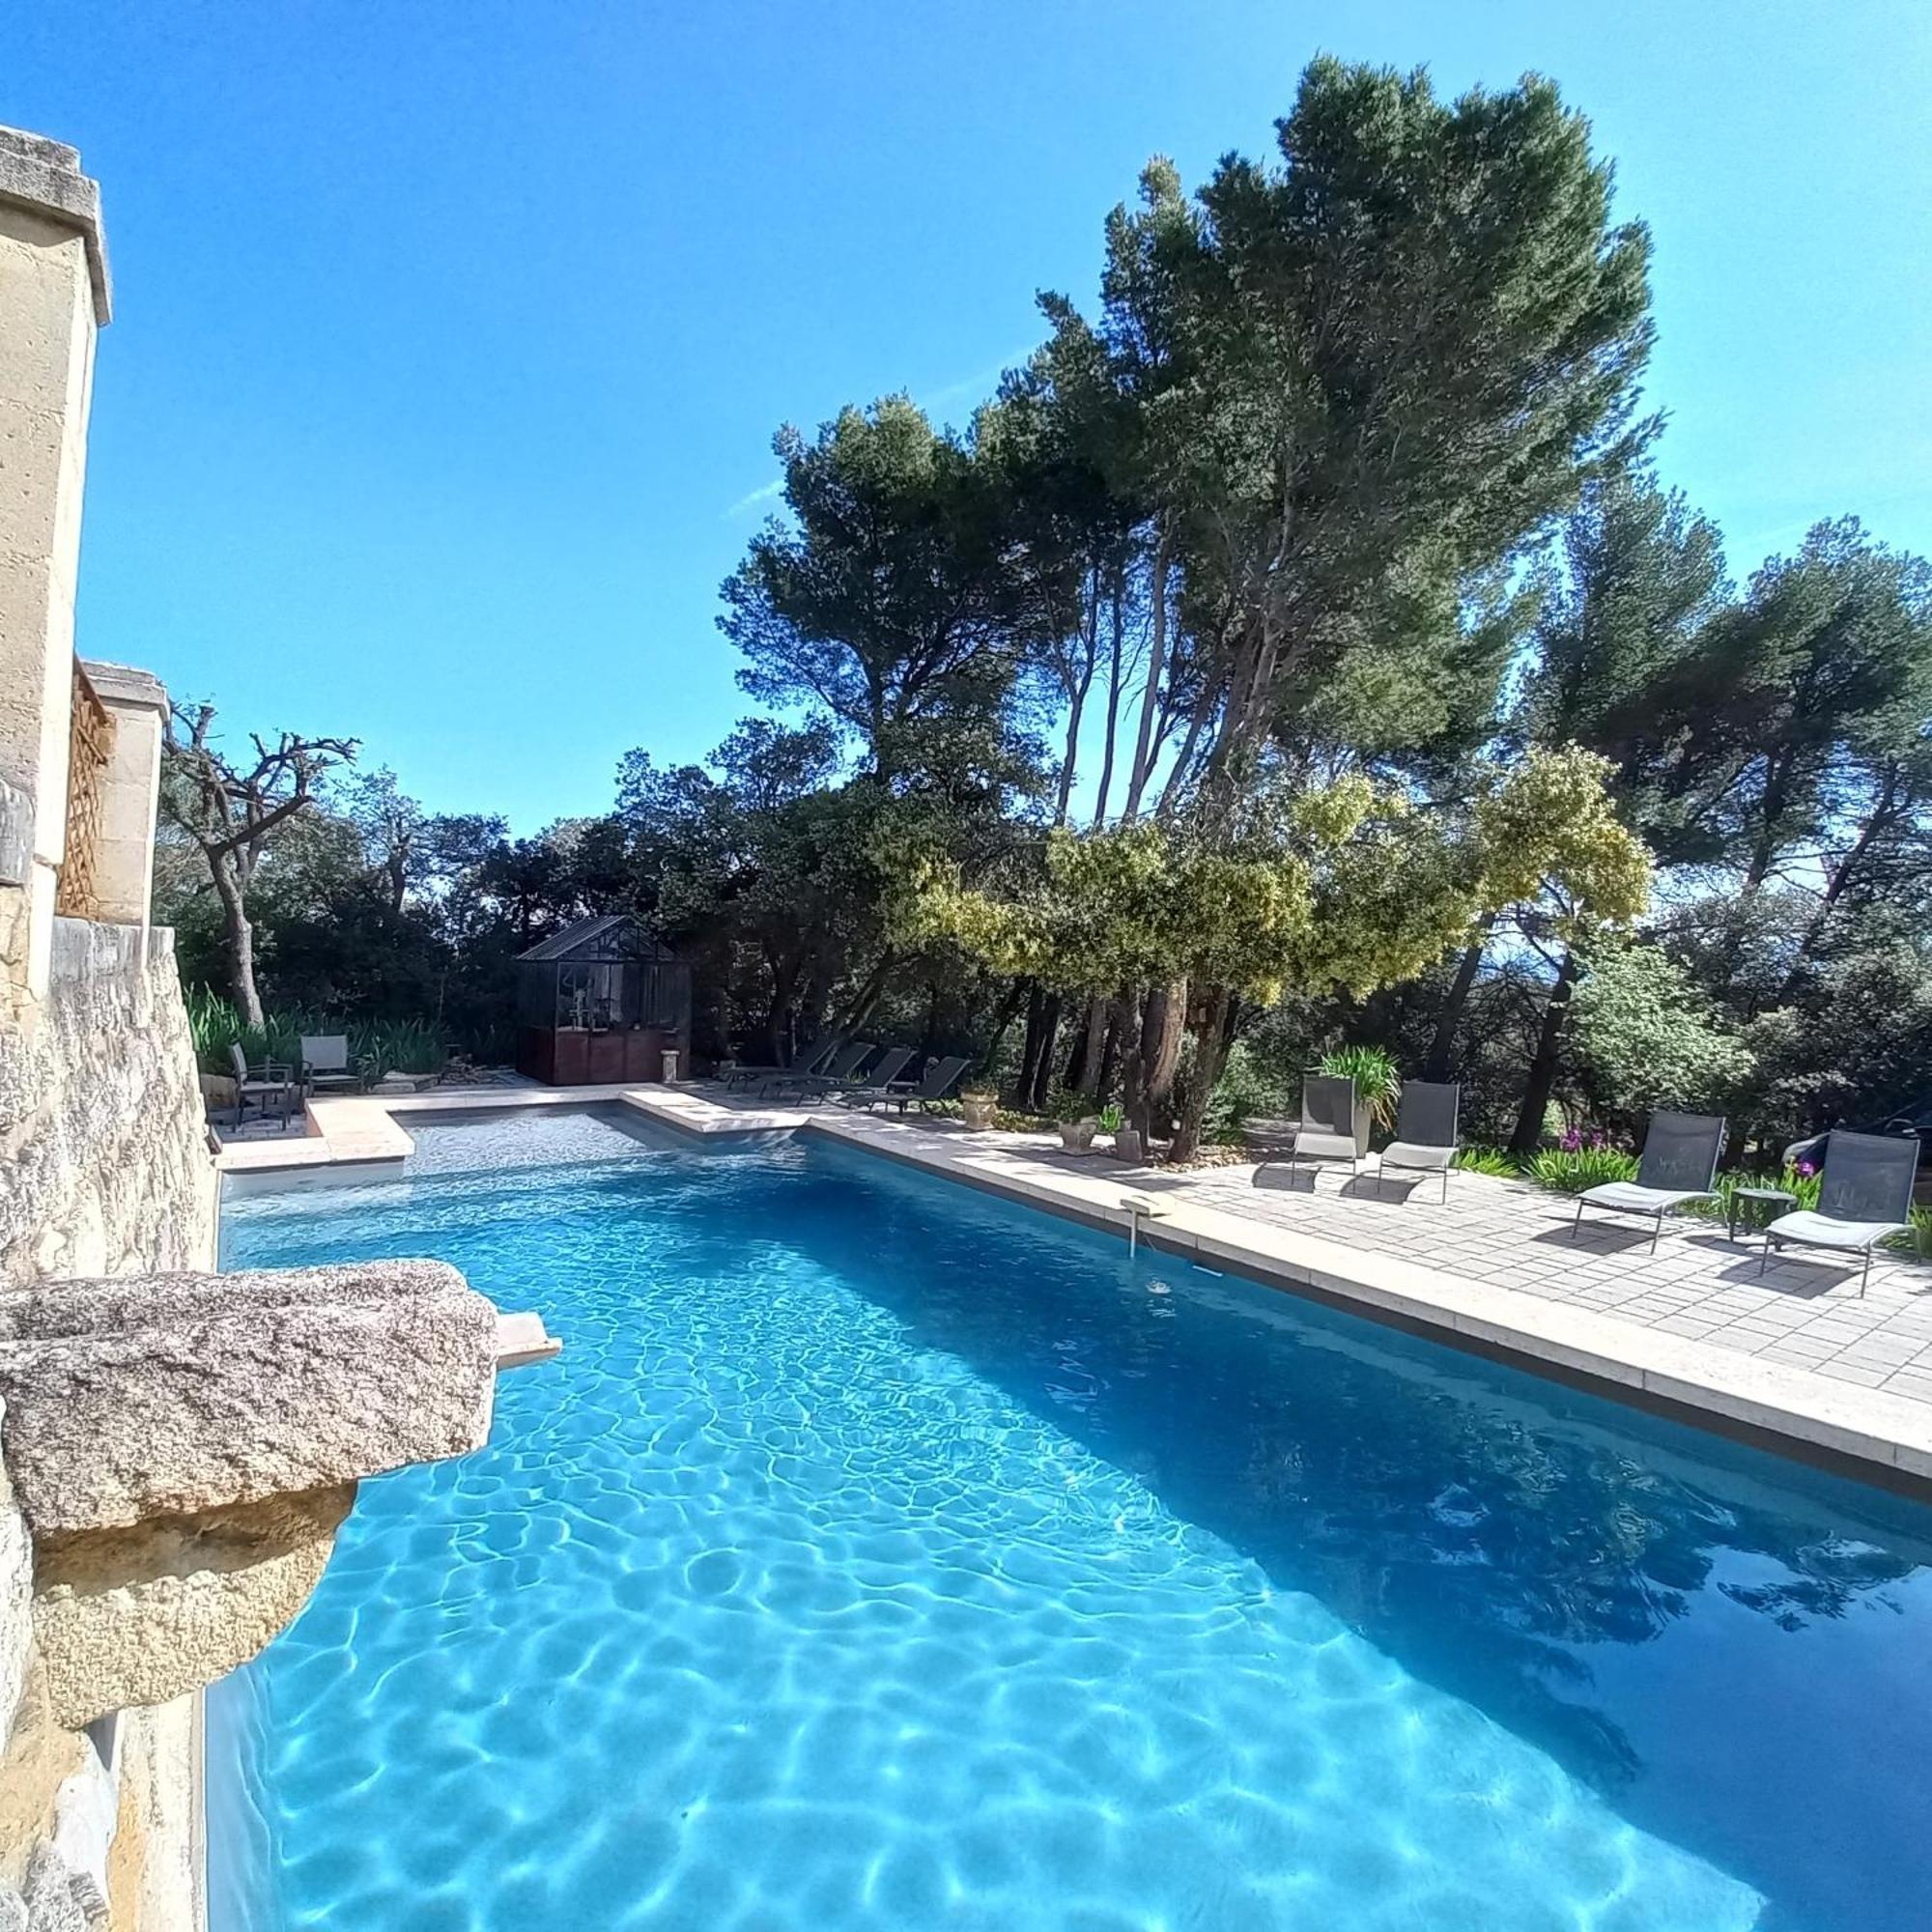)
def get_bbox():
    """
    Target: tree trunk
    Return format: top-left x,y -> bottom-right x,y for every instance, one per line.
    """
1018,982 -> 1067,1110
1127,980 -> 1187,1144
1169,984 -> 1236,1162
1509,949 -> 1578,1154
1068,994 -> 1108,1096
1091,571 -> 1125,829
1097,997 -> 1126,1100
1122,535 -> 1170,821
837,950 -> 896,1037
1425,918 -> 1494,1082
1028,993 -> 1063,1111
979,978 -> 1028,1078
212,855 -> 265,1029
1777,761 -> 1900,999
